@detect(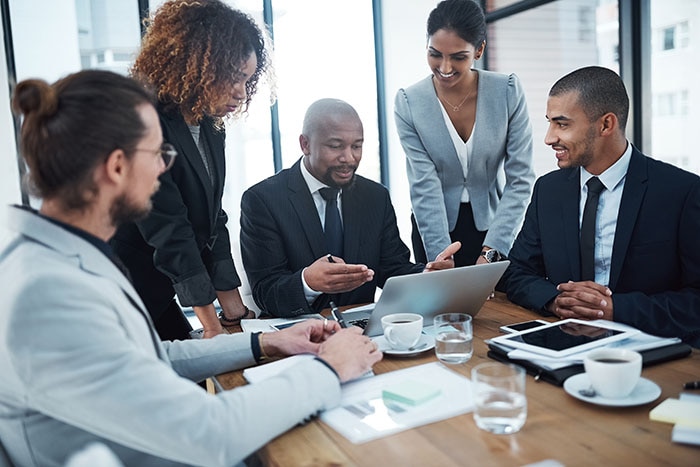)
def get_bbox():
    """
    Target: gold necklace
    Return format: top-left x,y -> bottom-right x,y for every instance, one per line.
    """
438,81 -> 475,112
